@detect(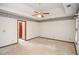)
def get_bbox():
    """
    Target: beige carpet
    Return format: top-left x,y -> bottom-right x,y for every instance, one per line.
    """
0,37 -> 76,55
